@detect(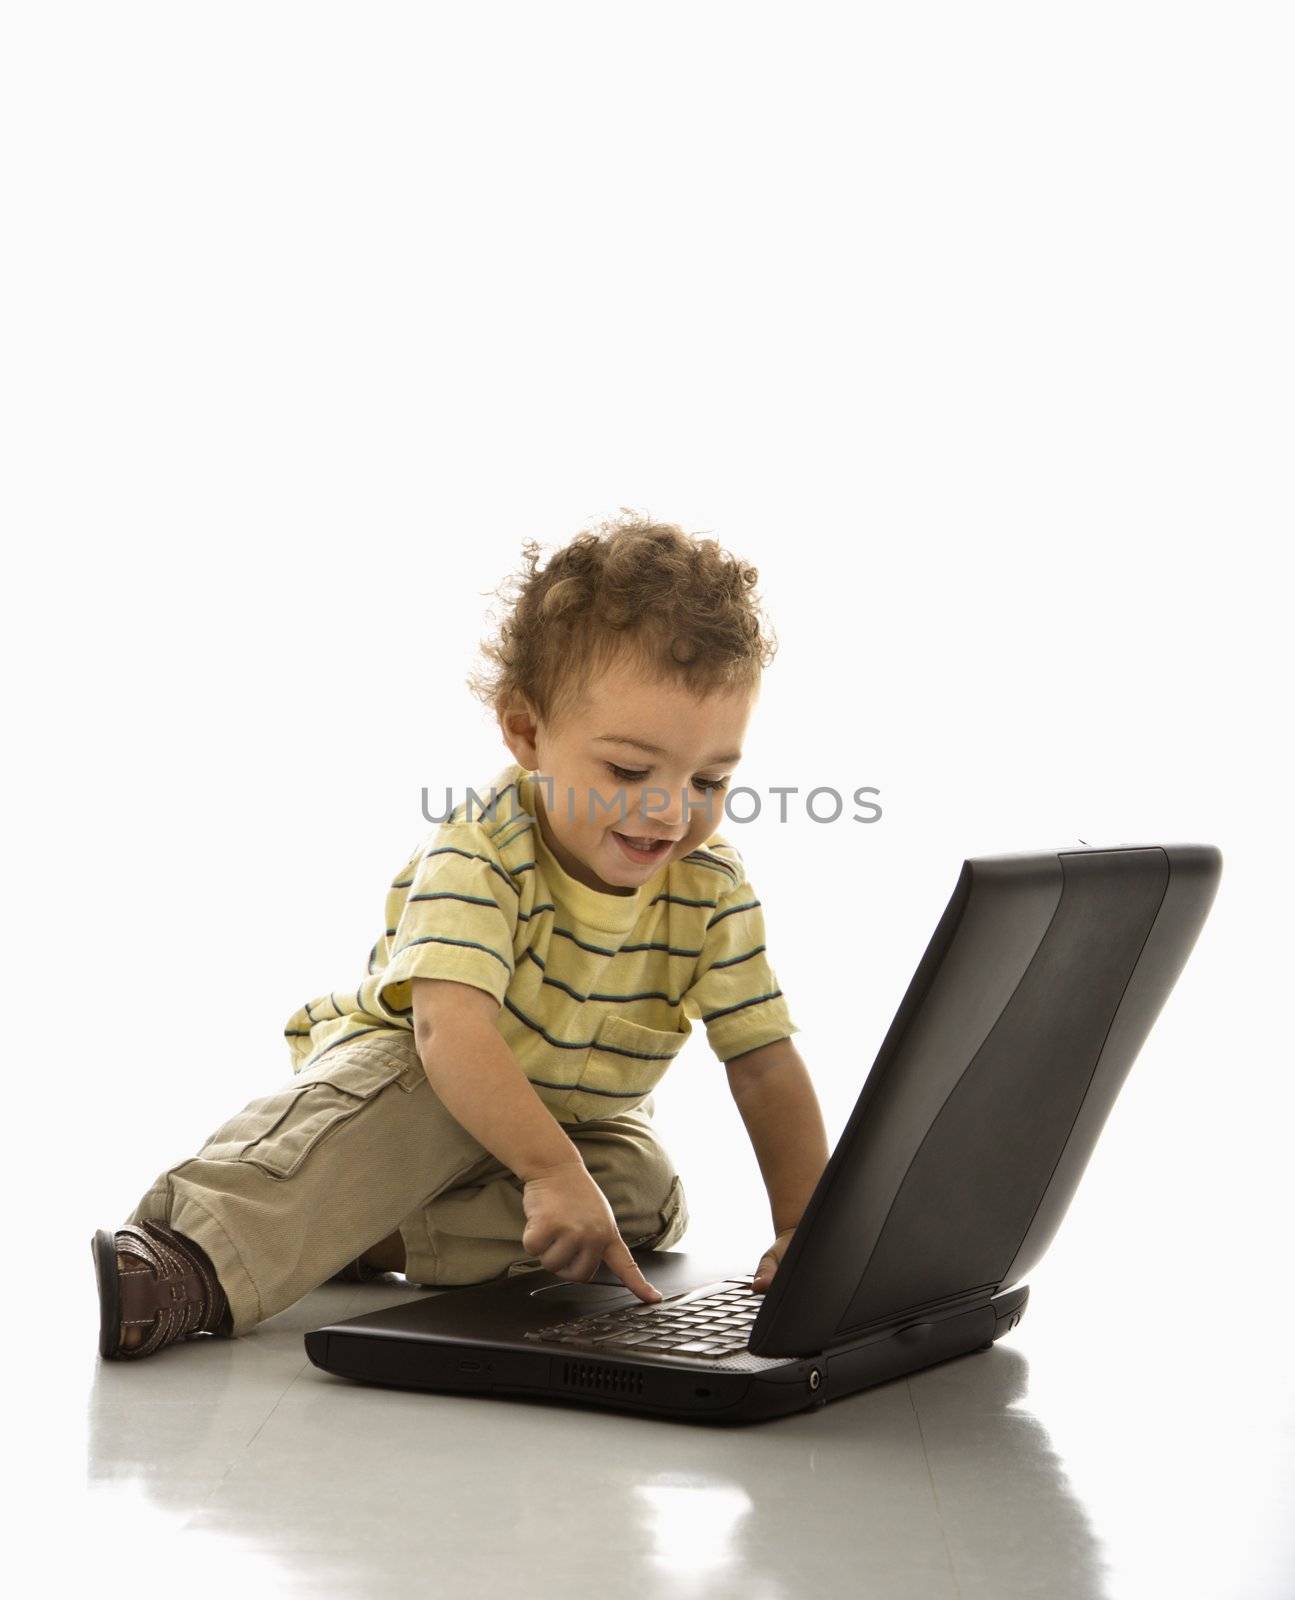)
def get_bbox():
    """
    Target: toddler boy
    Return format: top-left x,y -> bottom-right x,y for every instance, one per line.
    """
94,511 -> 831,1360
